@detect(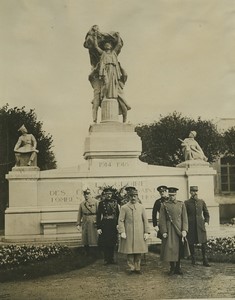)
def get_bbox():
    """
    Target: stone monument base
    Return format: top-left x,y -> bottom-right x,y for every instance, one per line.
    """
4,158 -> 219,244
